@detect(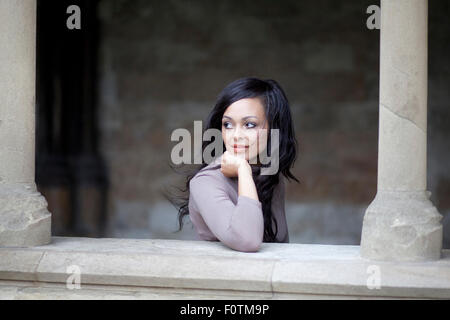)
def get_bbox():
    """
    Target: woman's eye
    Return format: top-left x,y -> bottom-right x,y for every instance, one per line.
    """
245,122 -> 257,129
222,122 -> 232,129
